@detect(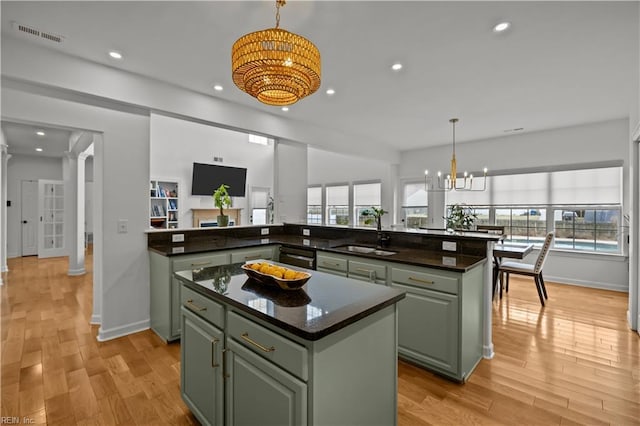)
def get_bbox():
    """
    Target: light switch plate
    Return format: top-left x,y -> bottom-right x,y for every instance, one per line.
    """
442,256 -> 457,266
172,233 -> 185,243
442,241 -> 457,251
261,228 -> 269,235
303,229 -> 310,236
117,219 -> 128,234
